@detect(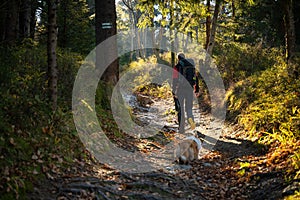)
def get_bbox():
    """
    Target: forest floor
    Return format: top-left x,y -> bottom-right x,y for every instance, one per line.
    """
27,94 -> 292,200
